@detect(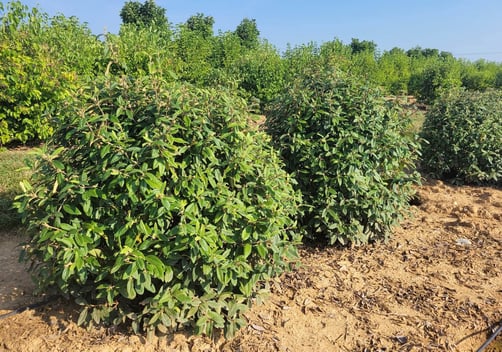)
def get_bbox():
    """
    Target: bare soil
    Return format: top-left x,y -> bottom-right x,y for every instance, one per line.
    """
1,179 -> 501,351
